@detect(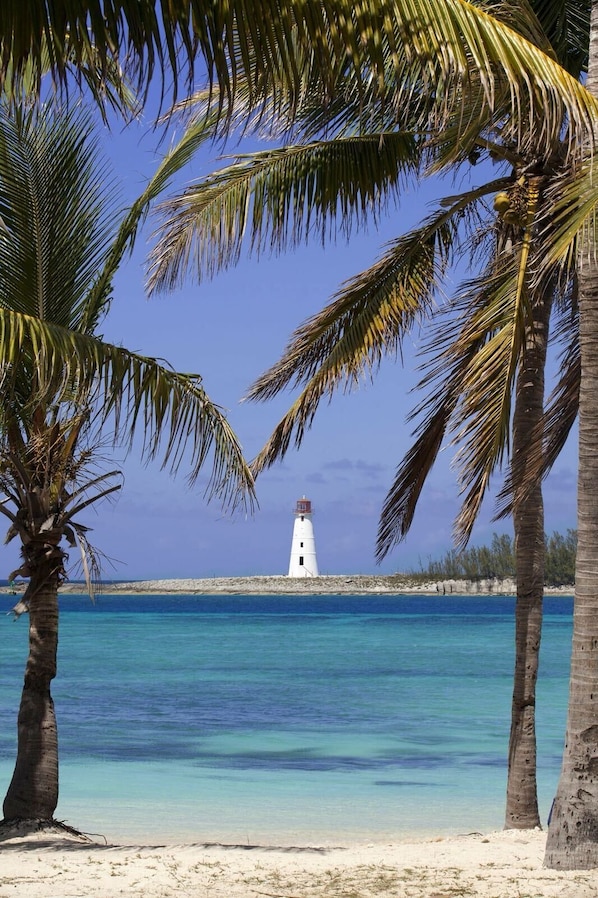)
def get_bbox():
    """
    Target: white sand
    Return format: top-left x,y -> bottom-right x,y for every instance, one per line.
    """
0,827 -> 597,897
